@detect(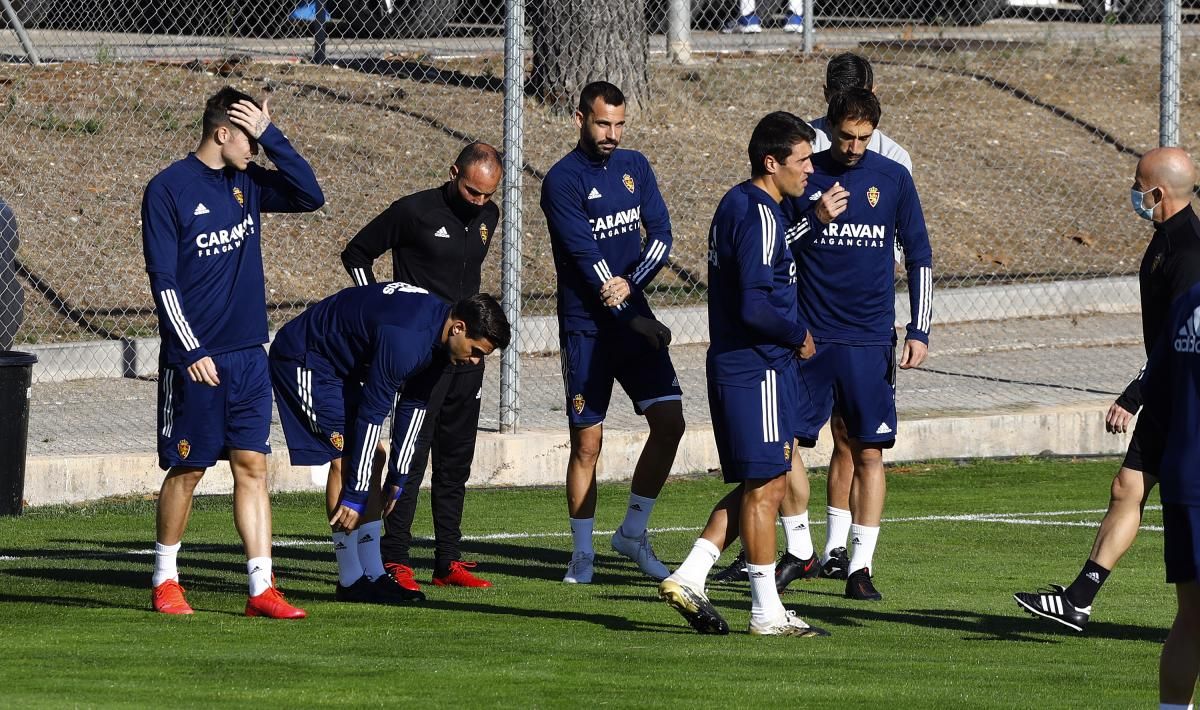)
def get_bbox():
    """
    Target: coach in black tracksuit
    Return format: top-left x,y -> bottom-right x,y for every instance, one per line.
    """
340,142 -> 502,589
